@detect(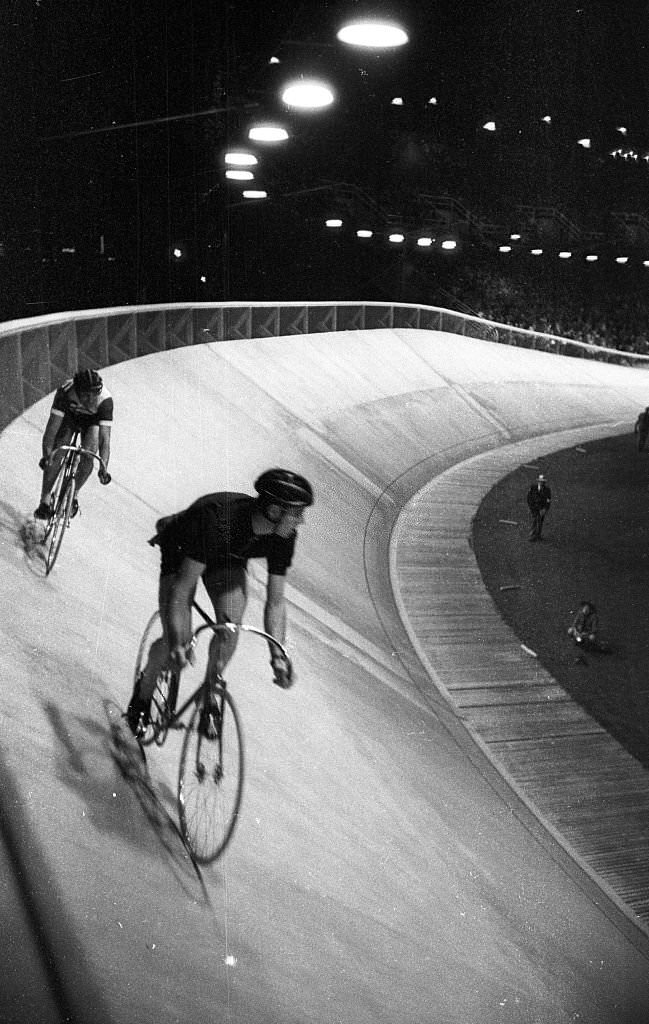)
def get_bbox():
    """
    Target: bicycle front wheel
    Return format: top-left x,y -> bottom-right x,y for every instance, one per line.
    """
133,611 -> 178,747
45,478 -> 75,575
178,686 -> 244,863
